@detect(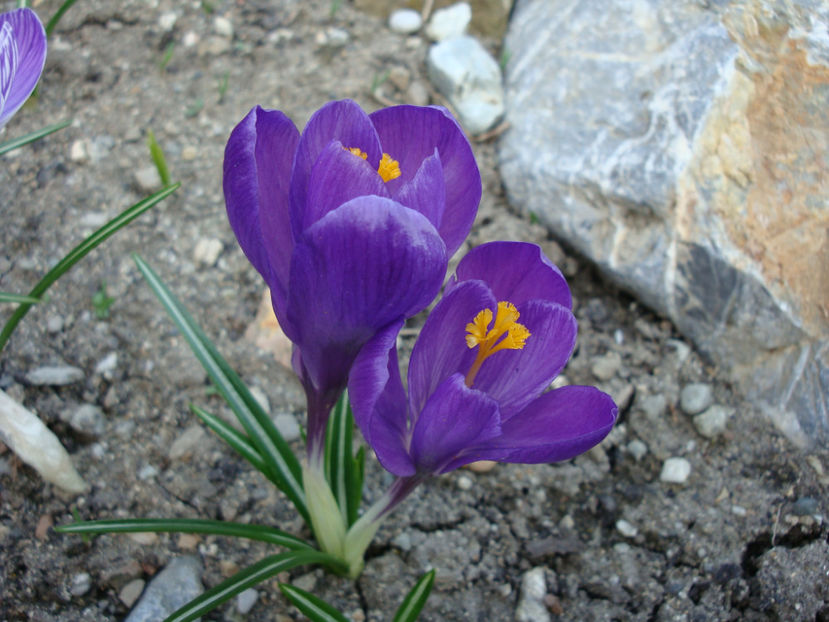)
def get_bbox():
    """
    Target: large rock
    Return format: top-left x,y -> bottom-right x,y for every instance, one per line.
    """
499,0 -> 828,447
